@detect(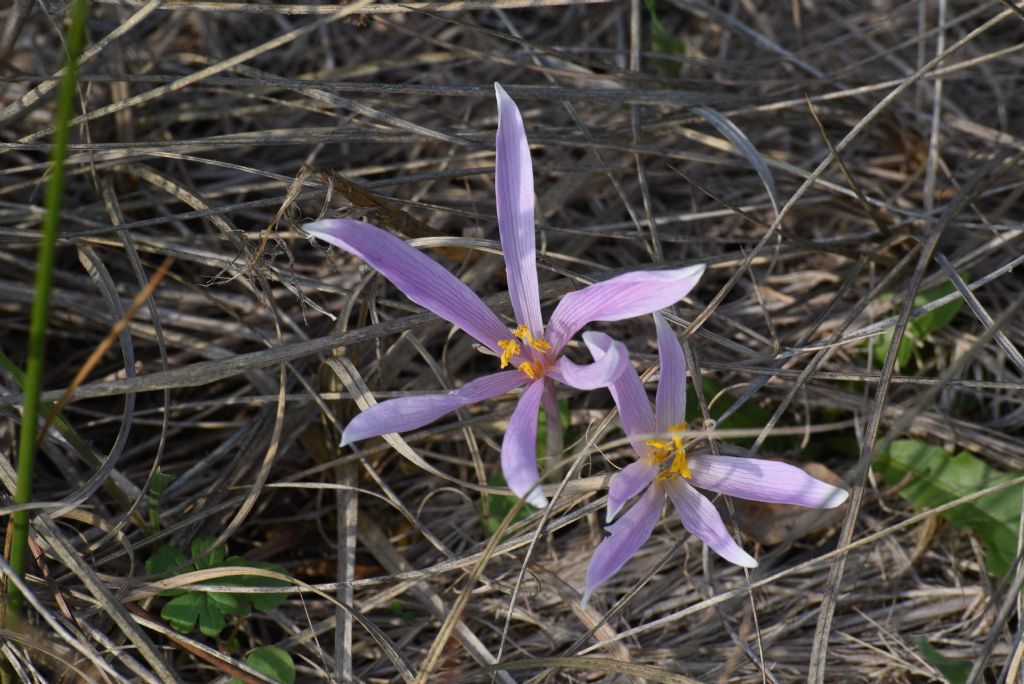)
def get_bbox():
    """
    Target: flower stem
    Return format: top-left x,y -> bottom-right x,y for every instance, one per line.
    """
5,0 -> 91,619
